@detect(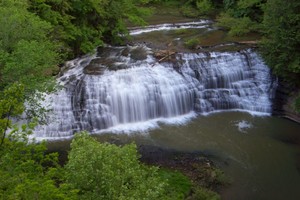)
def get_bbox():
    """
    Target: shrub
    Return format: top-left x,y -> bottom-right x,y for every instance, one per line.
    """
185,38 -> 199,49
217,13 -> 257,36
158,168 -> 192,199
65,132 -> 169,200
180,5 -> 200,18
196,0 -> 214,15
187,187 -> 220,200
